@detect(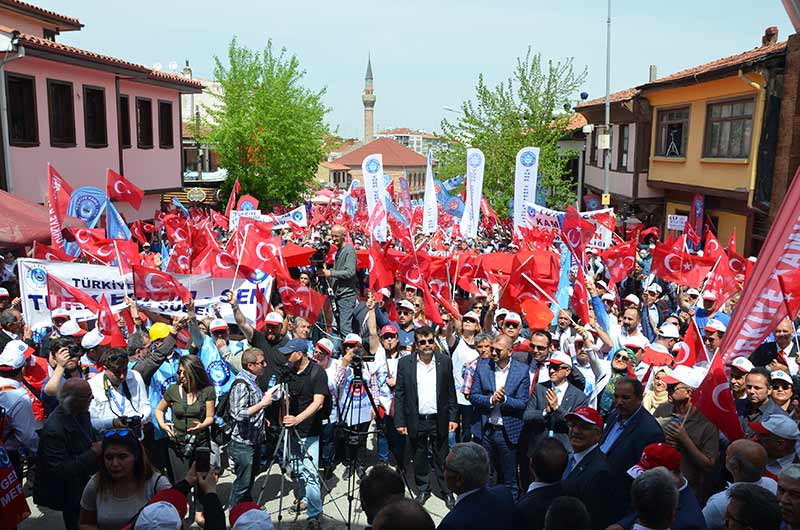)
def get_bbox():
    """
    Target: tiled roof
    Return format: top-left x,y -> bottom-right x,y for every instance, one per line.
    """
566,113 -> 588,131
11,29 -> 203,90
0,0 -> 82,30
639,41 -> 787,89
321,161 -> 350,171
577,88 -> 640,109
334,137 -> 427,167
